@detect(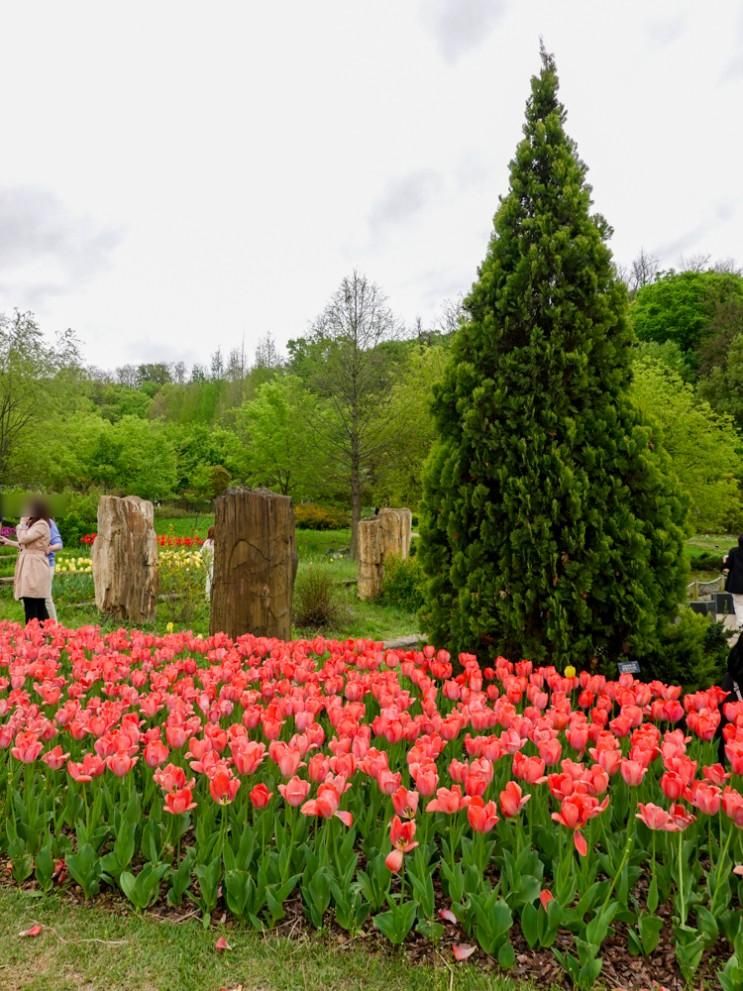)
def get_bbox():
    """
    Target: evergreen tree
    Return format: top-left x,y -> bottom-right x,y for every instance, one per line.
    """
419,49 -> 687,669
